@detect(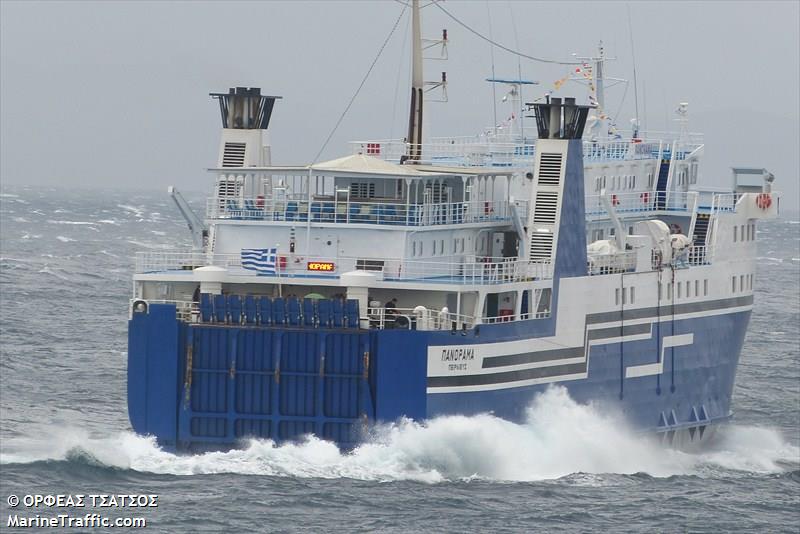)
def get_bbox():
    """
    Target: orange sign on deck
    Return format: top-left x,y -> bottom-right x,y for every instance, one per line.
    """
307,261 -> 335,272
